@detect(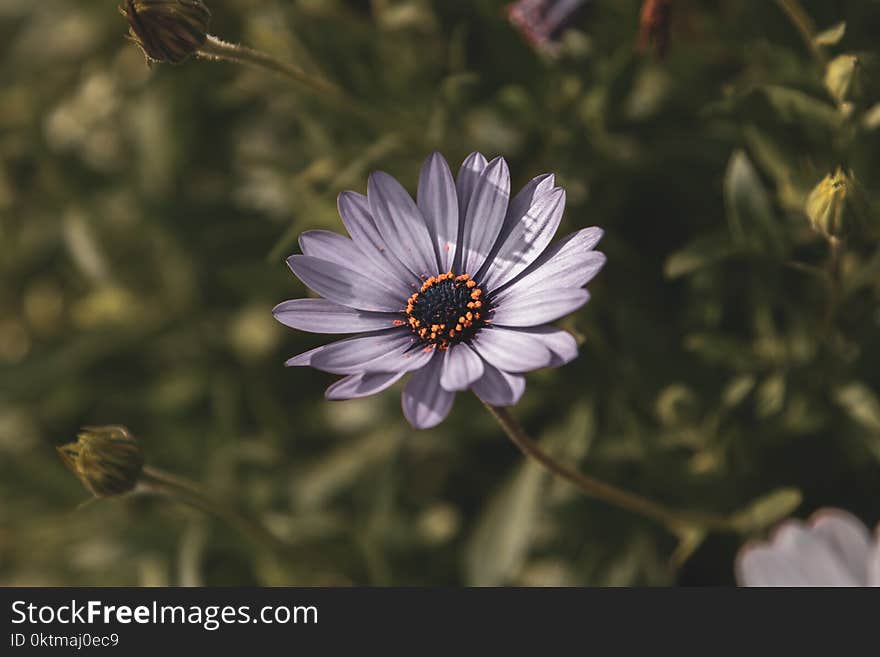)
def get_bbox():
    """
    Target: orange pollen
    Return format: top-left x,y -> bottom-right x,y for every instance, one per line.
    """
401,271 -> 492,348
